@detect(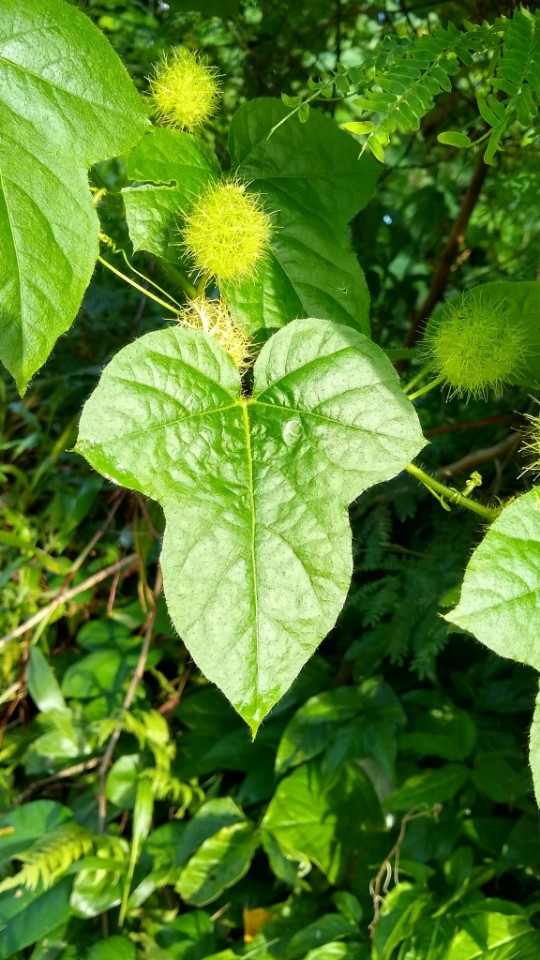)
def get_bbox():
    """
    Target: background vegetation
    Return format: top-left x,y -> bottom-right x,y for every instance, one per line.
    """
1,1 -> 539,957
